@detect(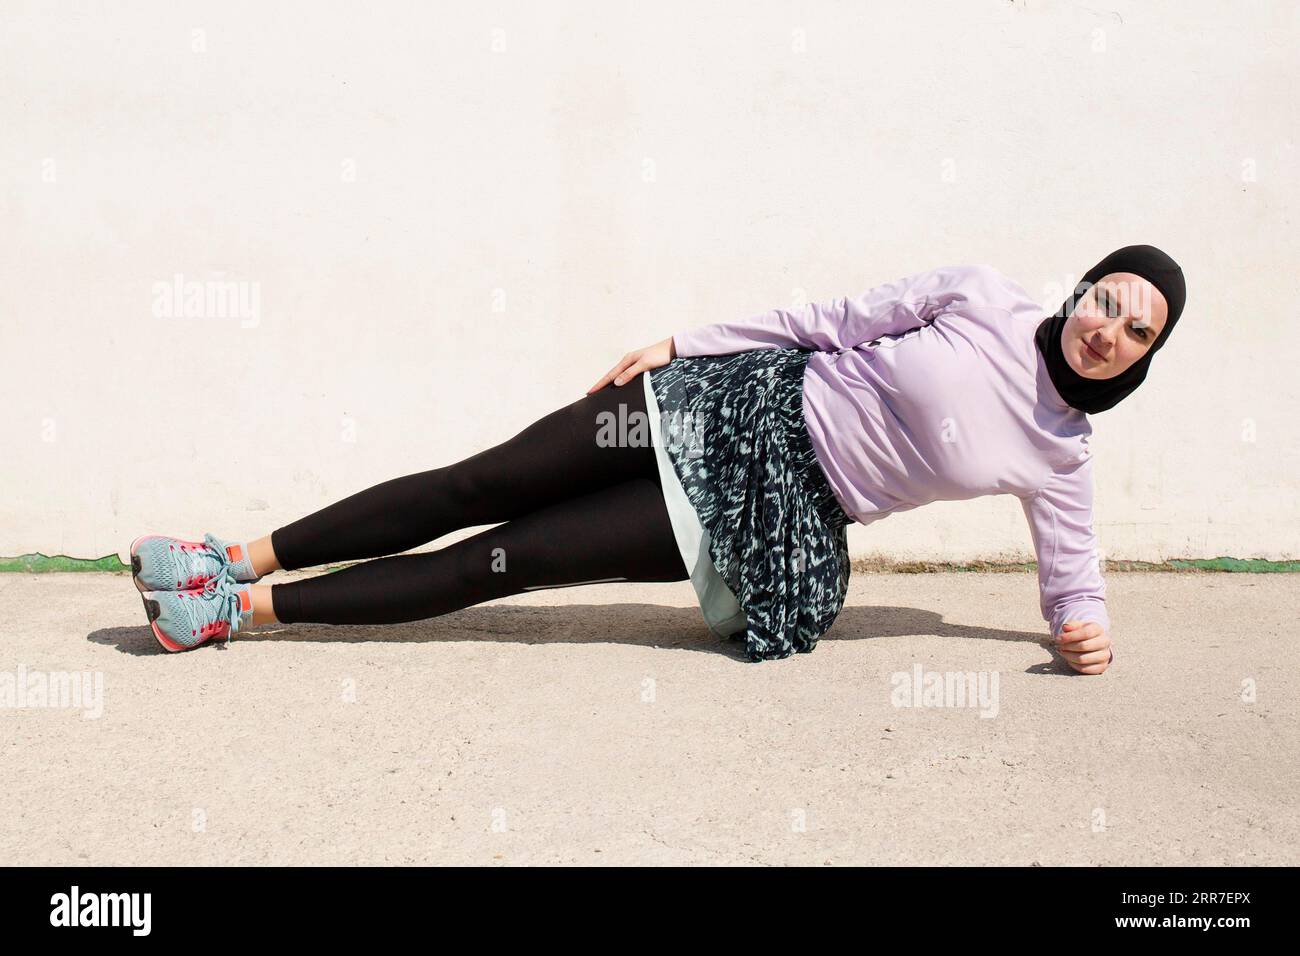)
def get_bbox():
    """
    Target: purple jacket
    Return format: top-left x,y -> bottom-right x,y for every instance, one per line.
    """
673,264 -> 1112,649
